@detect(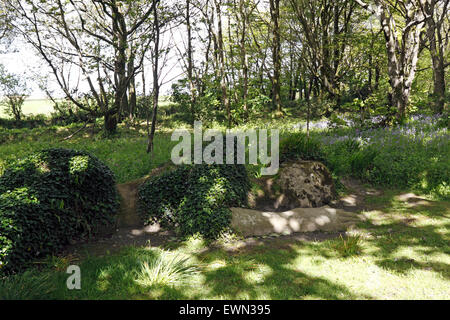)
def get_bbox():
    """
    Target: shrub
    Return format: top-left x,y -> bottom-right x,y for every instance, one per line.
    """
425,159 -> 450,198
279,132 -> 325,163
0,116 -> 47,130
138,164 -> 250,239
0,148 -> 119,274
